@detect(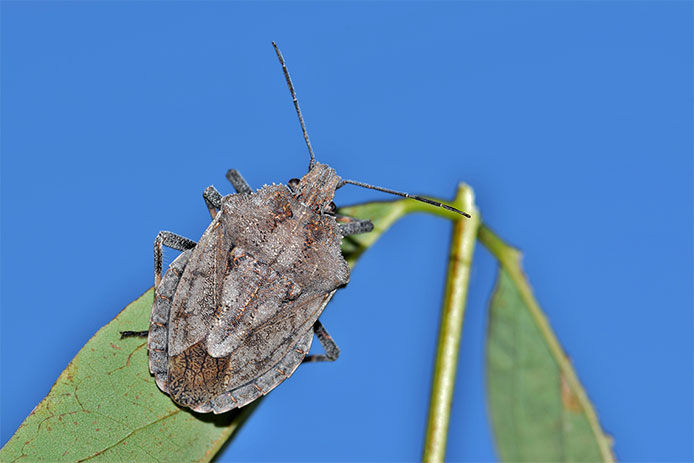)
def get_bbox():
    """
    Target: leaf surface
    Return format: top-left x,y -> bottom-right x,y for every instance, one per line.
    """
482,226 -> 614,462
0,200 -> 412,462
0,288 -> 258,463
